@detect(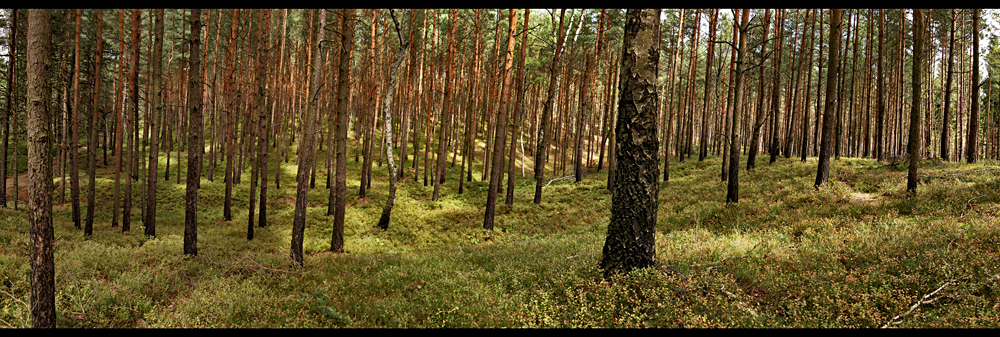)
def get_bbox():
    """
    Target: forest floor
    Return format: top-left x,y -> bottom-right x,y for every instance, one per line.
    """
1,146 -> 999,328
